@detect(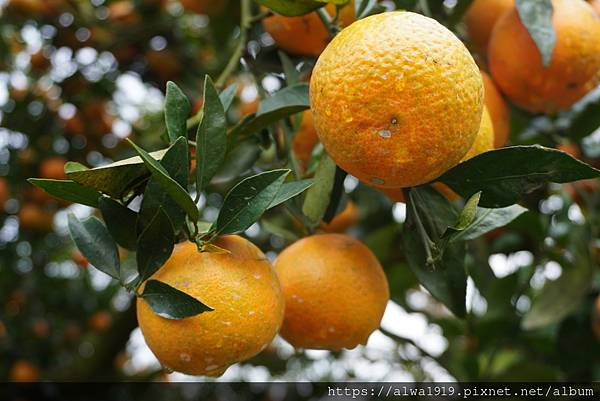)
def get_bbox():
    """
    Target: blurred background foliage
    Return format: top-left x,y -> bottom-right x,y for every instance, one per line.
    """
0,0 -> 600,386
